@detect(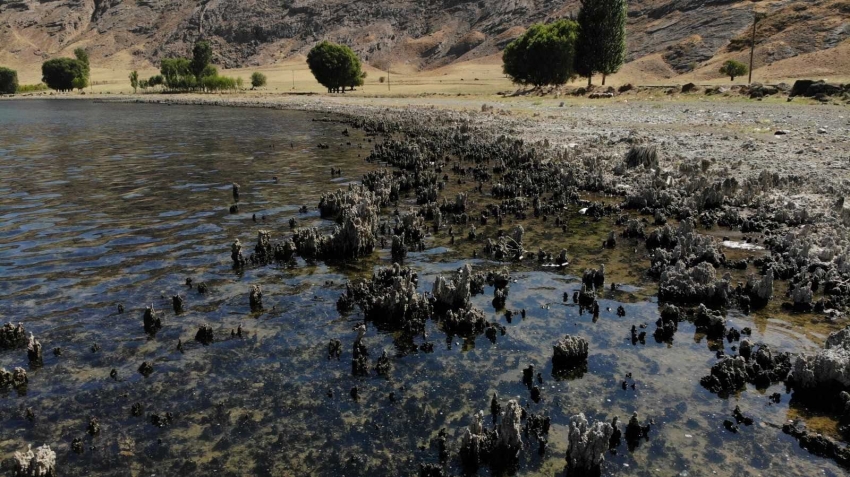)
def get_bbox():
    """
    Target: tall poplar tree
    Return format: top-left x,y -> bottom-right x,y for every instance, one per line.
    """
575,0 -> 627,86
